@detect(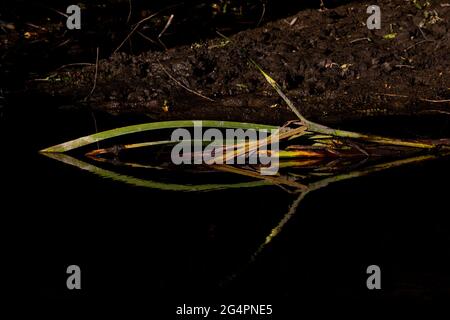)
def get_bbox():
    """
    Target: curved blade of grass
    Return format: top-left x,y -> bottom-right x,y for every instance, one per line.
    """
40,120 -> 278,153
42,153 -> 272,192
